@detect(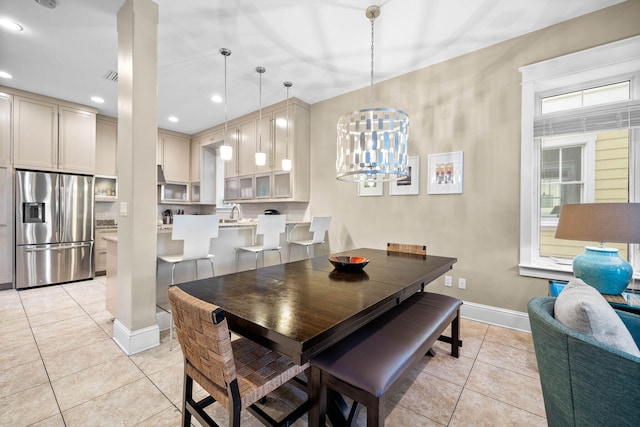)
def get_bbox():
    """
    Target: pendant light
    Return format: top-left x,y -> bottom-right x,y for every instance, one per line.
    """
255,66 -> 267,166
282,81 -> 293,171
219,48 -> 233,161
336,5 -> 409,182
